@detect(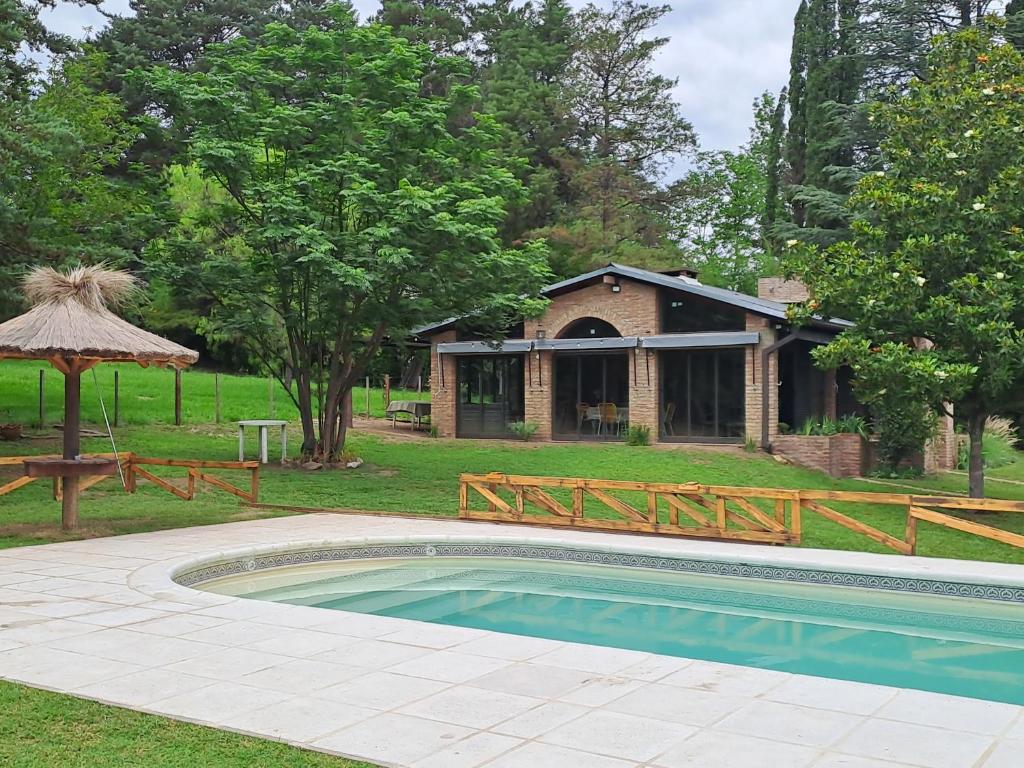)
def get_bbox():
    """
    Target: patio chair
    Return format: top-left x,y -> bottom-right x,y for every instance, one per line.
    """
598,402 -> 618,436
576,403 -> 590,434
663,402 -> 676,436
